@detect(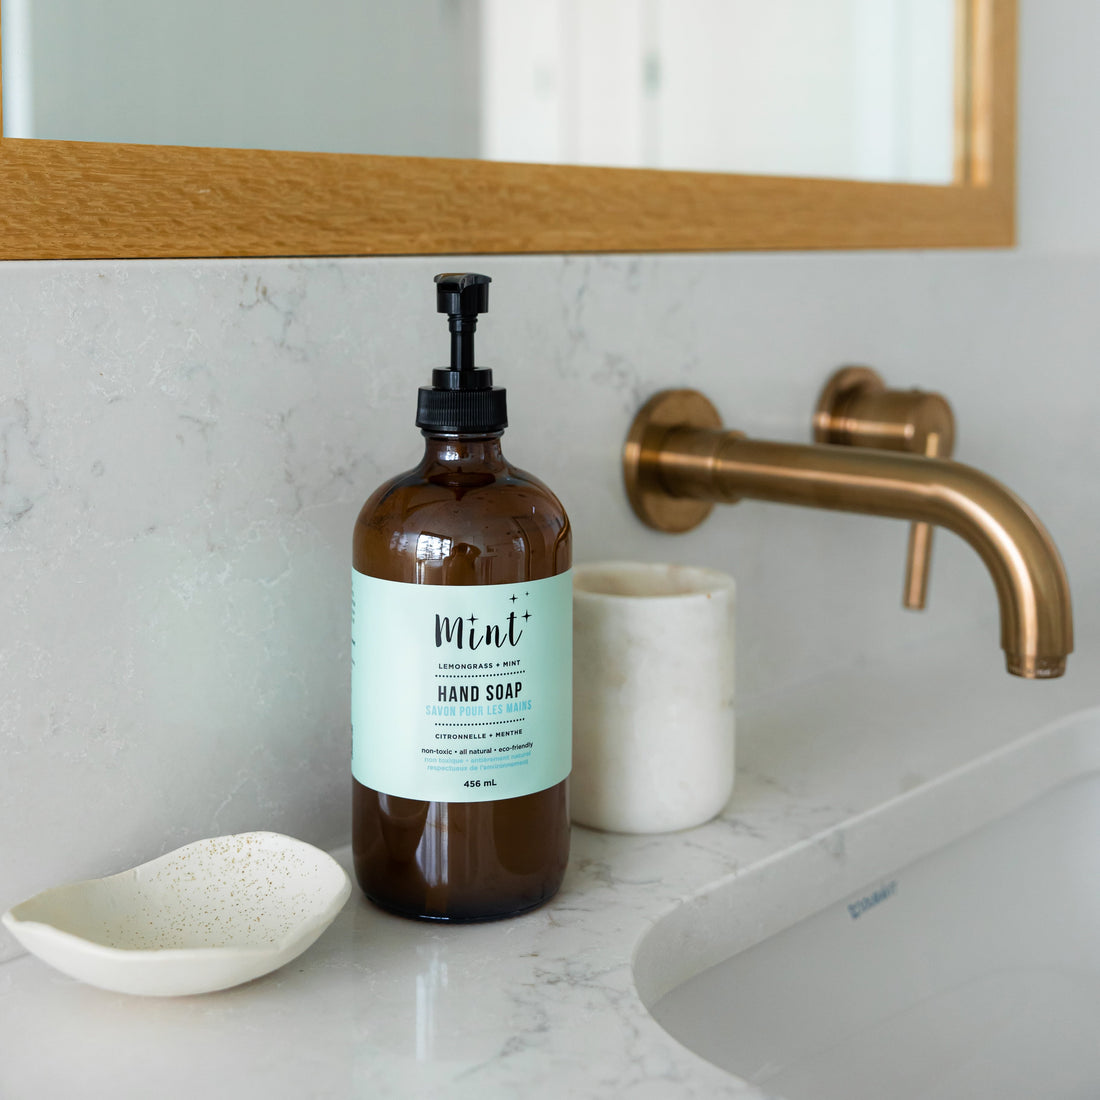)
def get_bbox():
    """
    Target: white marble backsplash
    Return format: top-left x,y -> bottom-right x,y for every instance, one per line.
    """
2,251 -> 1098,962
